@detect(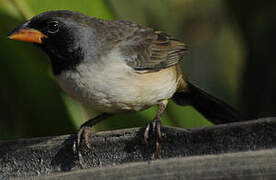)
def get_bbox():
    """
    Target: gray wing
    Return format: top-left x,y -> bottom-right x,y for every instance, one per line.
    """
119,29 -> 188,71
100,19 -> 188,71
